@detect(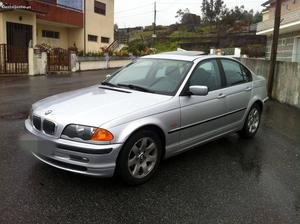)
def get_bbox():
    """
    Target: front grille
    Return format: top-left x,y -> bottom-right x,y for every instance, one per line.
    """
32,116 -> 41,130
43,119 -> 56,135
